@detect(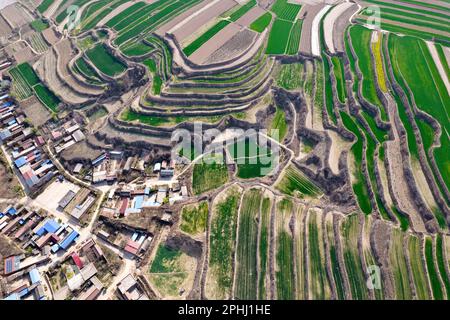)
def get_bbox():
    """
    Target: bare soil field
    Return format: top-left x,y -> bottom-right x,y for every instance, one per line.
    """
299,4 -> 325,56
20,95 -> 51,127
323,2 -> 356,54
332,3 -> 358,53
234,5 -> 266,27
60,140 -> 103,163
0,151 -> 21,199
6,41 -> 35,64
156,0 -> 214,36
311,4 -> 331,56
0,234 -> 22,262
426,41 -> 450,94
0,15 -> 12,38
204,28 -> 256,64
42,27 -> 60,46
189,22 -> 242,64
385,140 -> 426,233
172,0 -> 236,42
327,130 -> 350,175
0,3 -> 33,28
